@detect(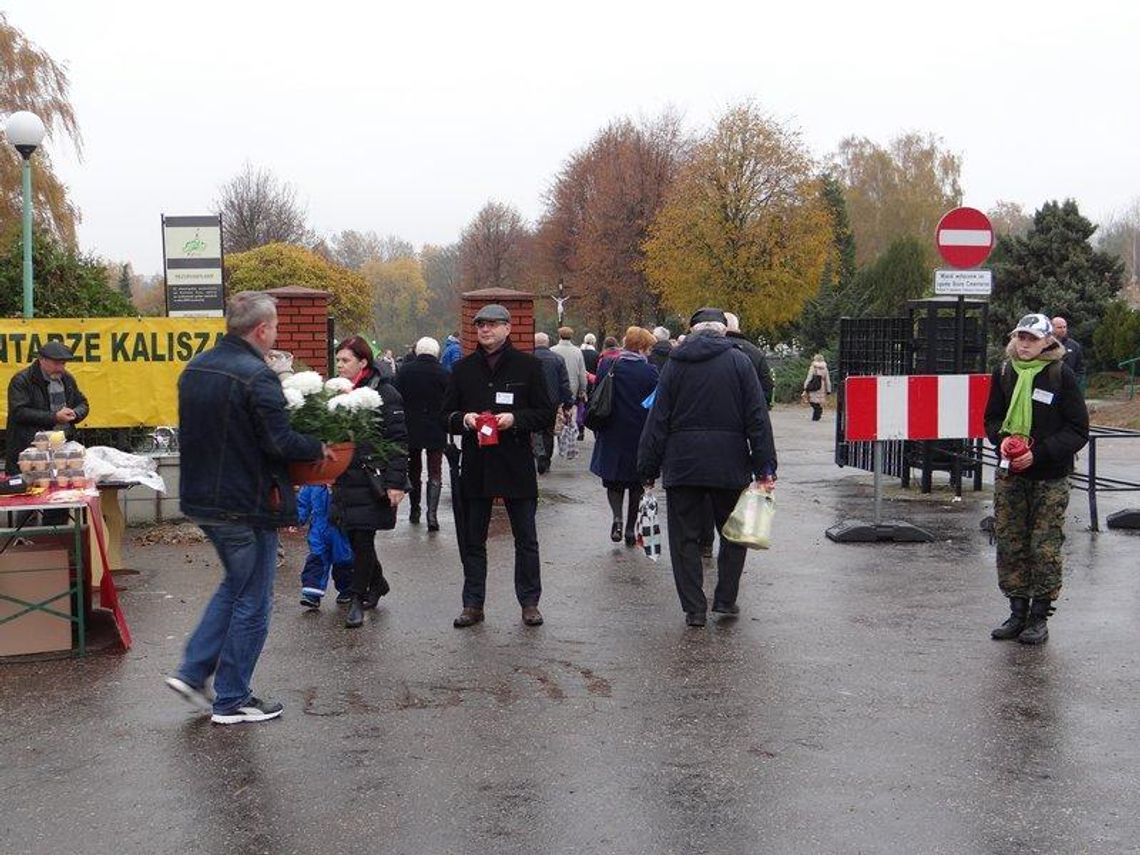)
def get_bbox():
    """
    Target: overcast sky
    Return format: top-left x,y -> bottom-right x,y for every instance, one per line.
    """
6,0 -> 1138,276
